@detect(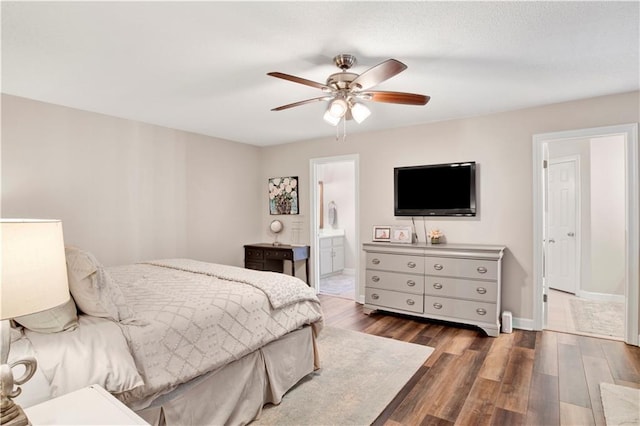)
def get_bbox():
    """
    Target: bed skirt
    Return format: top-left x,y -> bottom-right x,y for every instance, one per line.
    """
135,325 -> 316,426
